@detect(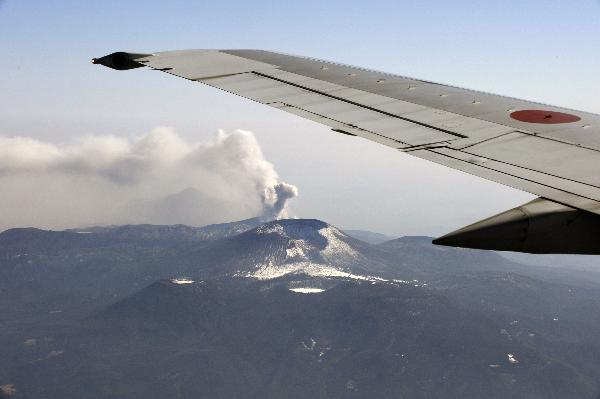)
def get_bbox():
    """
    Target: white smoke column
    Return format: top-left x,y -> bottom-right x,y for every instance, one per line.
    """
0,128 -> 298,230
263,182 -> 299,219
